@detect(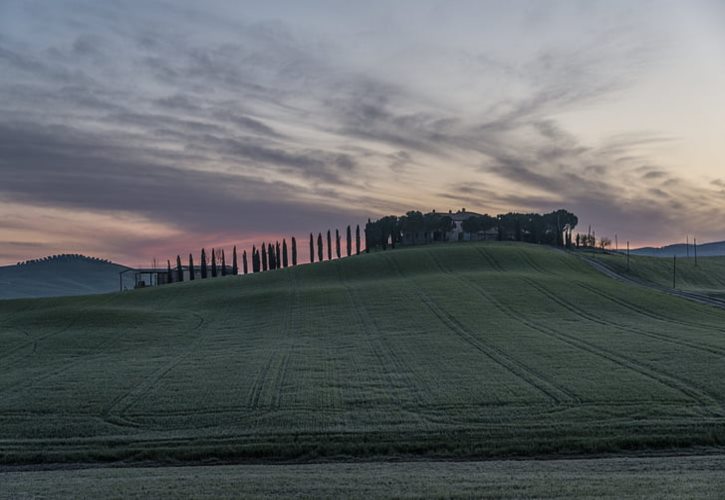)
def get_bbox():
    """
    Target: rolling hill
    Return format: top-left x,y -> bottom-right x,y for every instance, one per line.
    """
1,242 -> 725,467
632,240 -> 725,257
590,252 -> 725,300
0,254 -> 128,300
